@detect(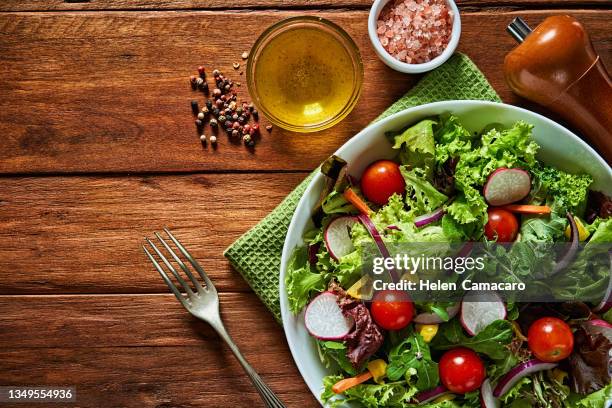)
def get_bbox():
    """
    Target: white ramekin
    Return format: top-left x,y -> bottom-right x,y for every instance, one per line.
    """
368,0 -> 462,74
